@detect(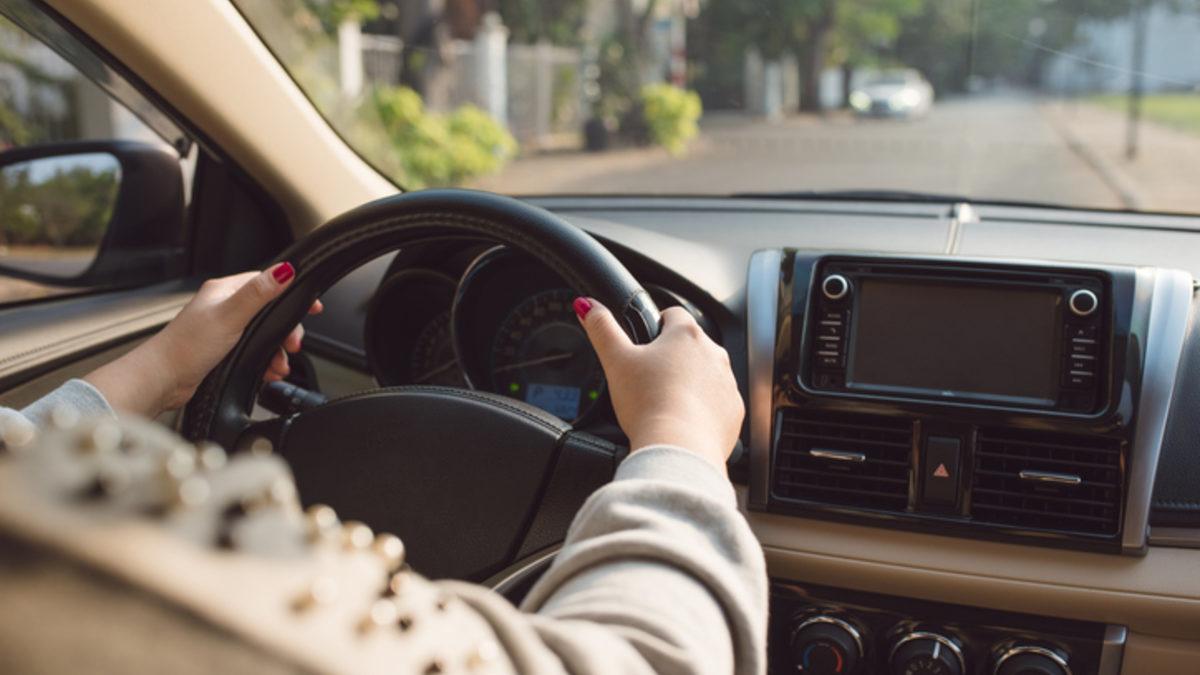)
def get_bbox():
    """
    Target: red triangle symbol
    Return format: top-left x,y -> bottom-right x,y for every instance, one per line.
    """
933,463 -> 950,478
